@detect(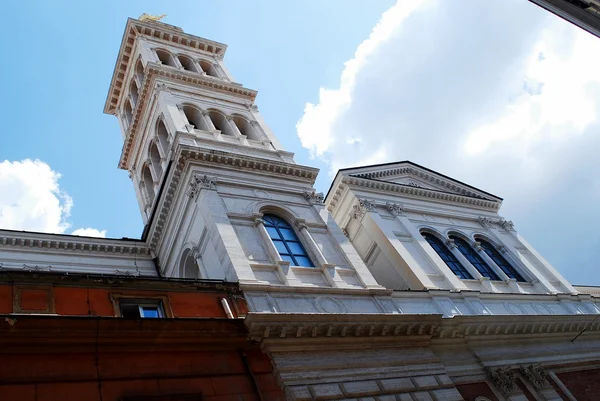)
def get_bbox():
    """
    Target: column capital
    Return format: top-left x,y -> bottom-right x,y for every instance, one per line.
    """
445,238 -> 457,249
